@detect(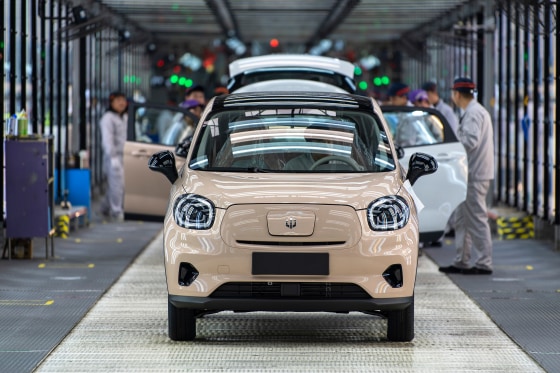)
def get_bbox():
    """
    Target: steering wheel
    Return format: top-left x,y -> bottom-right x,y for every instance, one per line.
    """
310,155 -> 362,171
